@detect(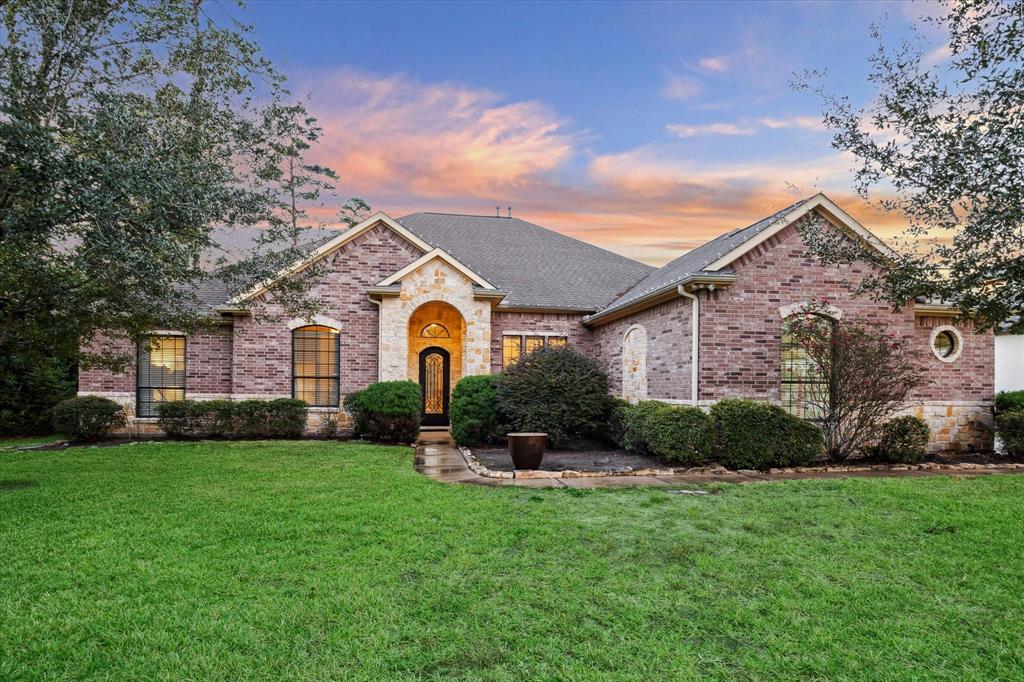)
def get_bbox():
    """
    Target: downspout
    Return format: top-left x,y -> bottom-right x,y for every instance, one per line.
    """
678,285 -> 699,406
